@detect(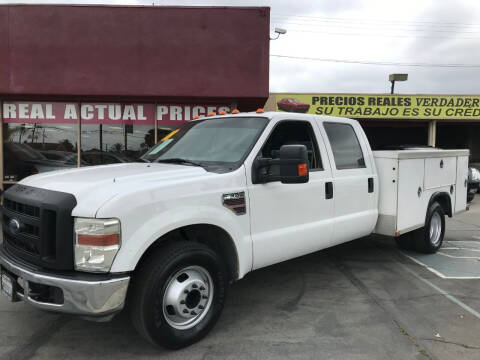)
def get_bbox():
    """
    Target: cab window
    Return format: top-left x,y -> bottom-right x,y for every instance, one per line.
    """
261,121 -> 322,170
323,122 -> 365,170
